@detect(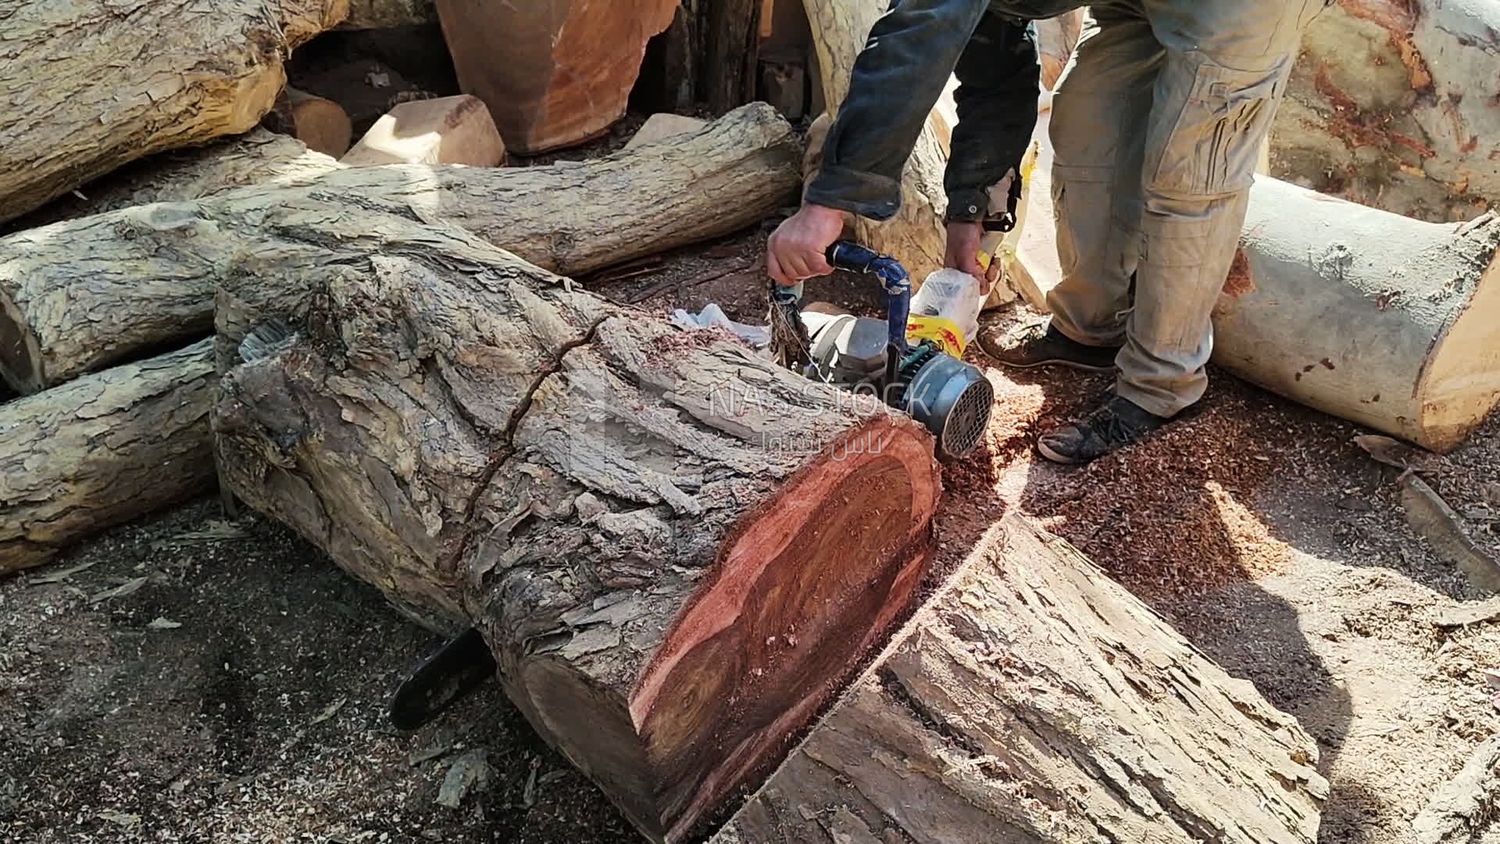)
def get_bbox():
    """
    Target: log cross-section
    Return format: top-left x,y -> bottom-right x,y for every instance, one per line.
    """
213,221 -> 941,842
